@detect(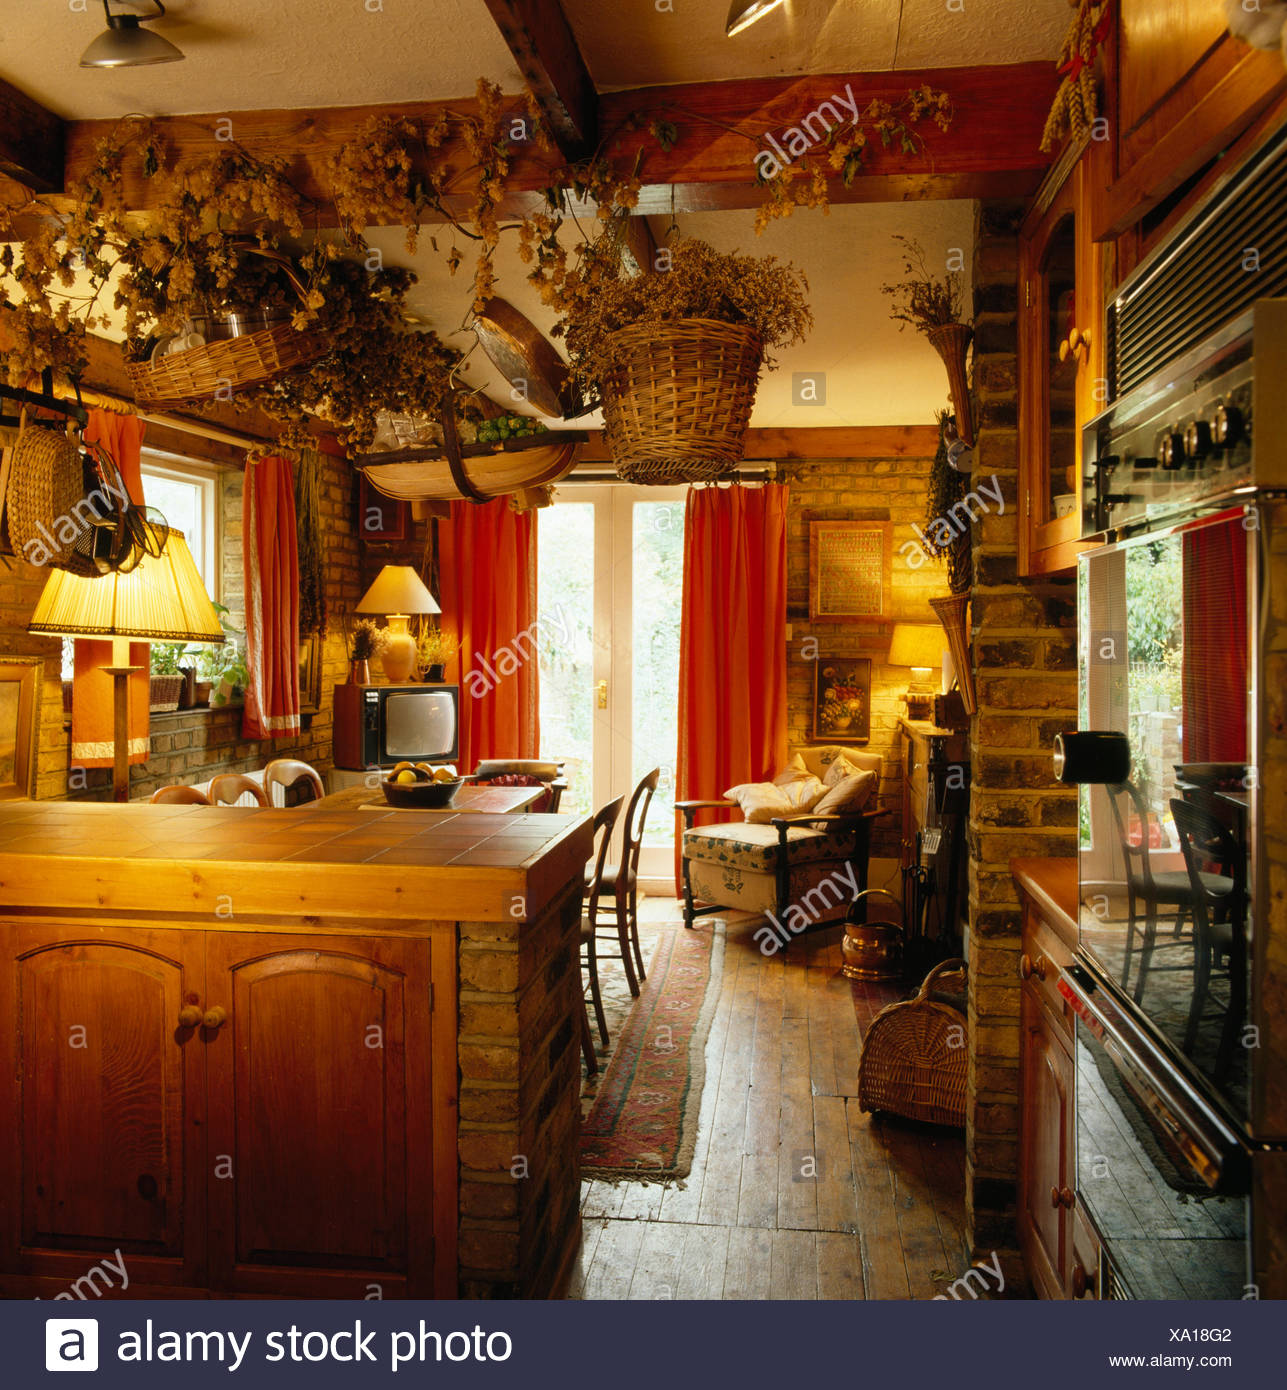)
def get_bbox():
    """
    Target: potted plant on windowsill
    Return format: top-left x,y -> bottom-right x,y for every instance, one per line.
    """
148,643 -> 189,713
